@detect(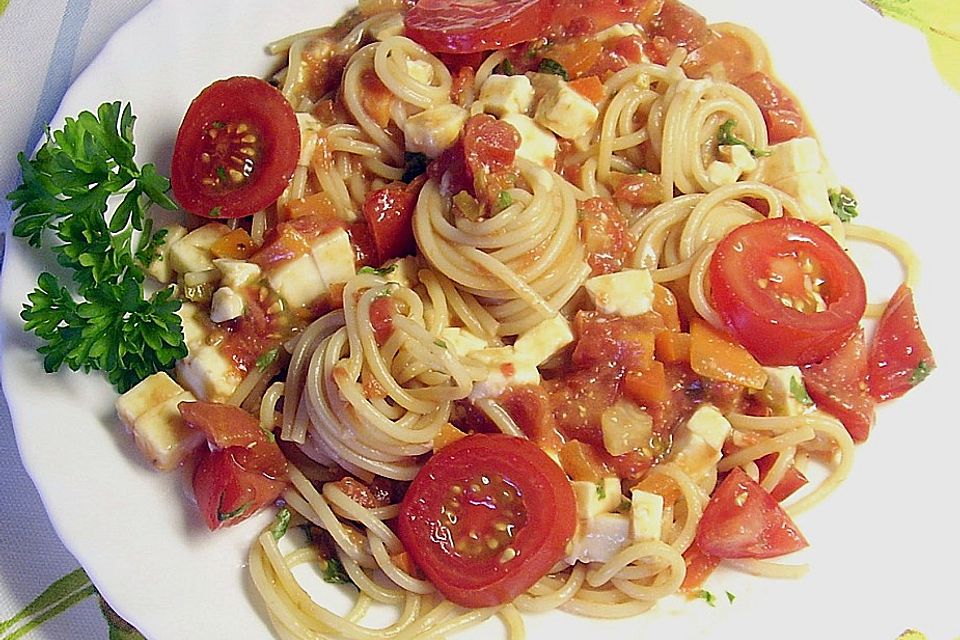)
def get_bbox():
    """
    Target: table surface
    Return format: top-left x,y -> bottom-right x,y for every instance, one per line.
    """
1,1 -> 150,637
